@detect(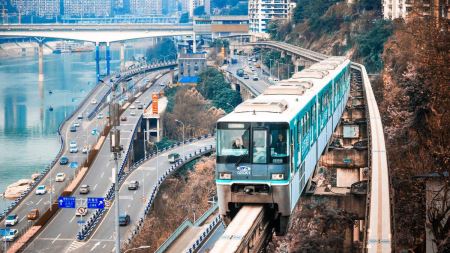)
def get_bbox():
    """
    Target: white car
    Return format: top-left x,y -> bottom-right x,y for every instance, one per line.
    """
69,141 -> 78,153
73,122 -> 80,127
130,104 -> 136,109
82,145 -> 89,154
97,113 -> 103,119
160,82 -> 166,86
4,214 -> 18,226
91,99 -> 97,104
130,111 -> 136,116
55,173 -> 66,182
2,228 -> 18,241
35,185 -> 47,195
